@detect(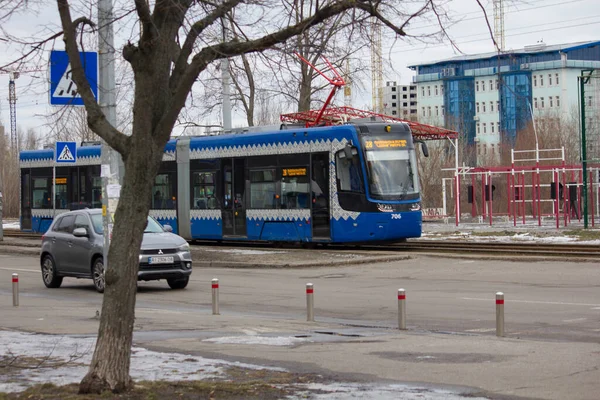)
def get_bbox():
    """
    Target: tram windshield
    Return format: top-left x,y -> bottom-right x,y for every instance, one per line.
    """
364,148 -> 419,199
